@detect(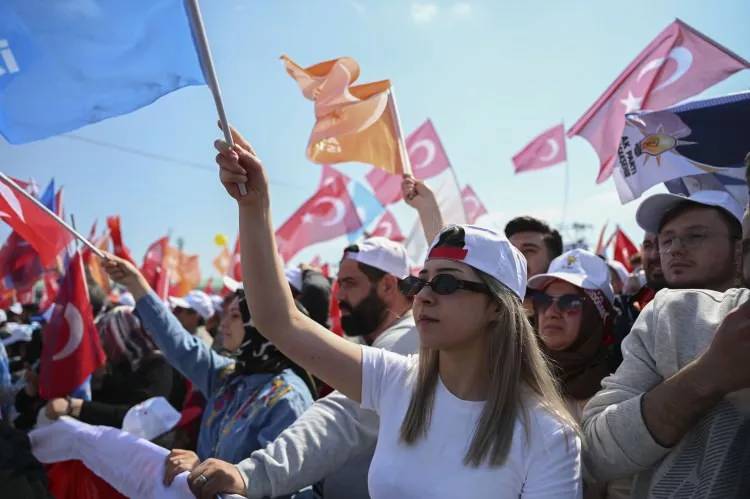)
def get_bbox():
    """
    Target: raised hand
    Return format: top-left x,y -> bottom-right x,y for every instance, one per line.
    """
214,125 -> 268,207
